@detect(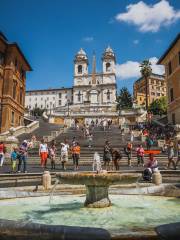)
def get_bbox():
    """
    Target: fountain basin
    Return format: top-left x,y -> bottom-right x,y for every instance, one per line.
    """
0,194 -> 180,239
56,172 -> 141,208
